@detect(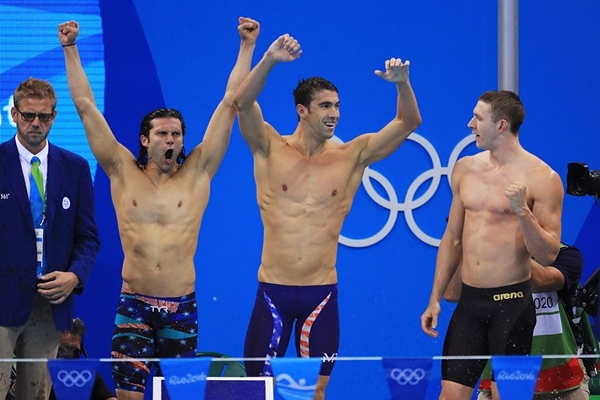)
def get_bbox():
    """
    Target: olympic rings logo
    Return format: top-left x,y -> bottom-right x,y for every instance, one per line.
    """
57,369 -> 93,387
390,367 -> 426,385
334,132 -> 476,248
